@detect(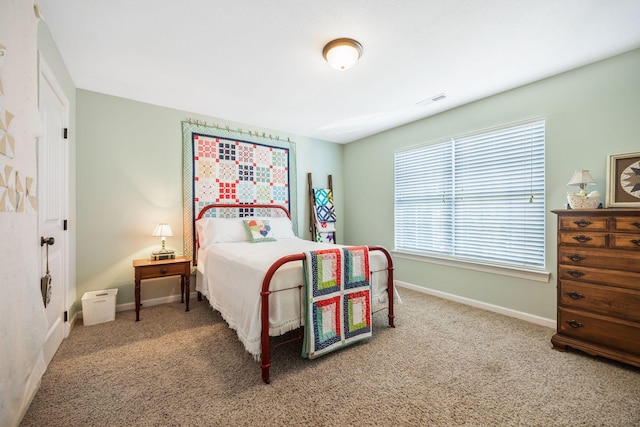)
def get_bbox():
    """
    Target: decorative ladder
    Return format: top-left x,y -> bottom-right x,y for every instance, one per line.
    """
307,173 -> 337,244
